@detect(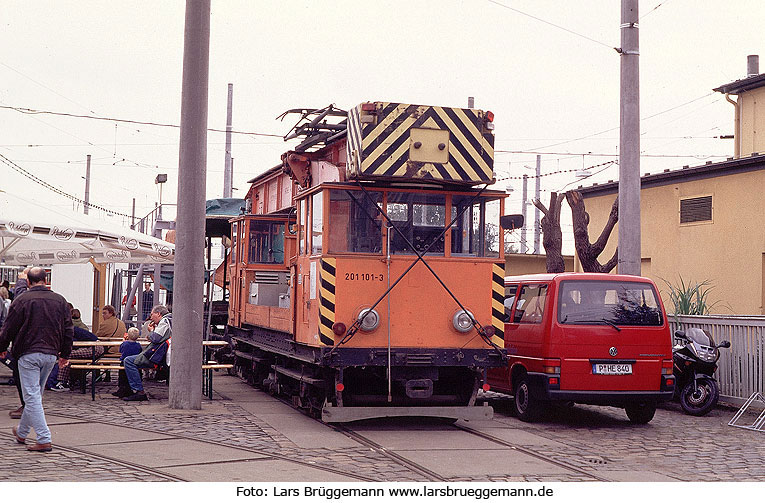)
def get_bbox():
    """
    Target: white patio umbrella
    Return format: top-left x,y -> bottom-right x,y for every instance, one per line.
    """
0,189 -> 174,266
